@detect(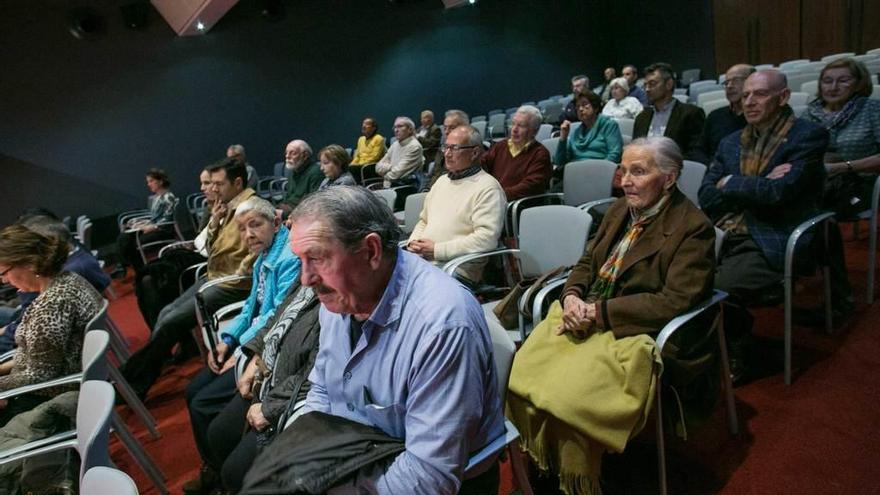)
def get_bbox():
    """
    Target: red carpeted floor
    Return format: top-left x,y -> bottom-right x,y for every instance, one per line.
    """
108,224 -> 880,494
